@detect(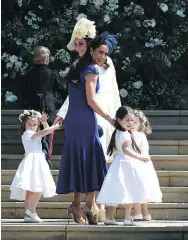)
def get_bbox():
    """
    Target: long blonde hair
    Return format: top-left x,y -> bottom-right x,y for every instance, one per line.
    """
33,46 -> 50,64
